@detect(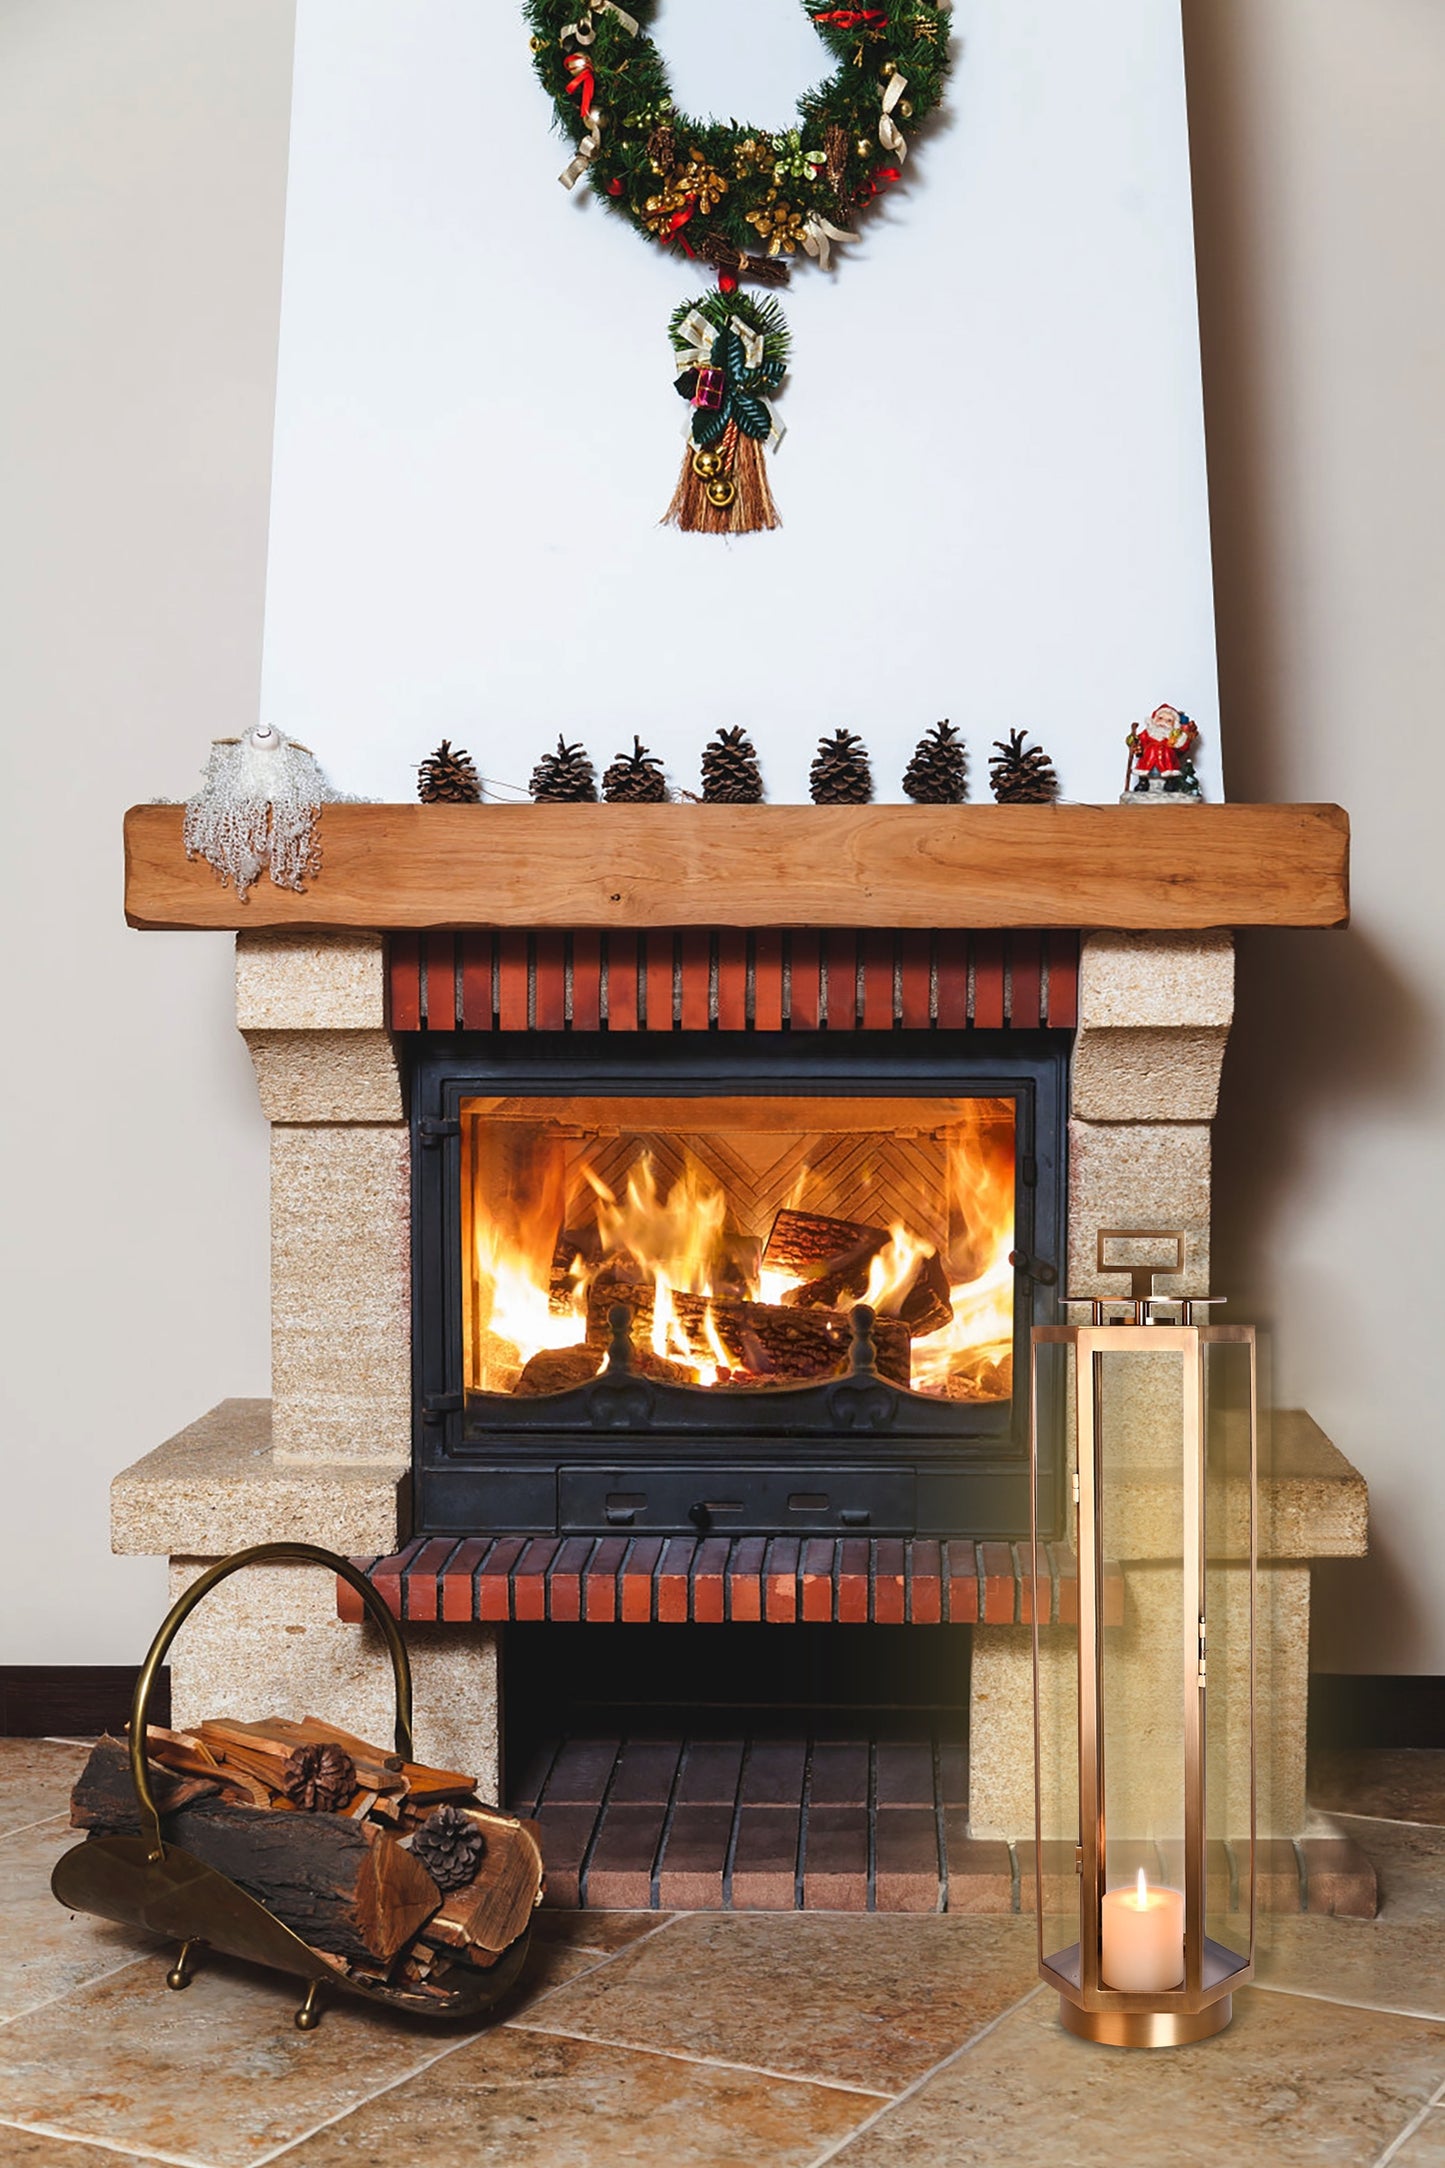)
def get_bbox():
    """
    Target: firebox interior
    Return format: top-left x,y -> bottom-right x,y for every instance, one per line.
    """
460,1093 -> 1016,1404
